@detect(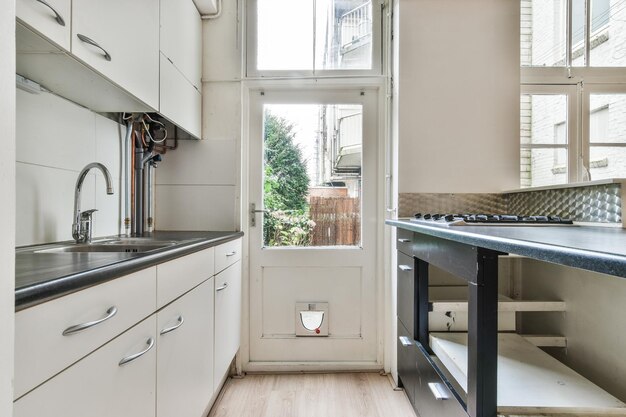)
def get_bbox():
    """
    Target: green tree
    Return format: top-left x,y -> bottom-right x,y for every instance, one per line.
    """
264,113 -> 310,211
263,112 -> 313,246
